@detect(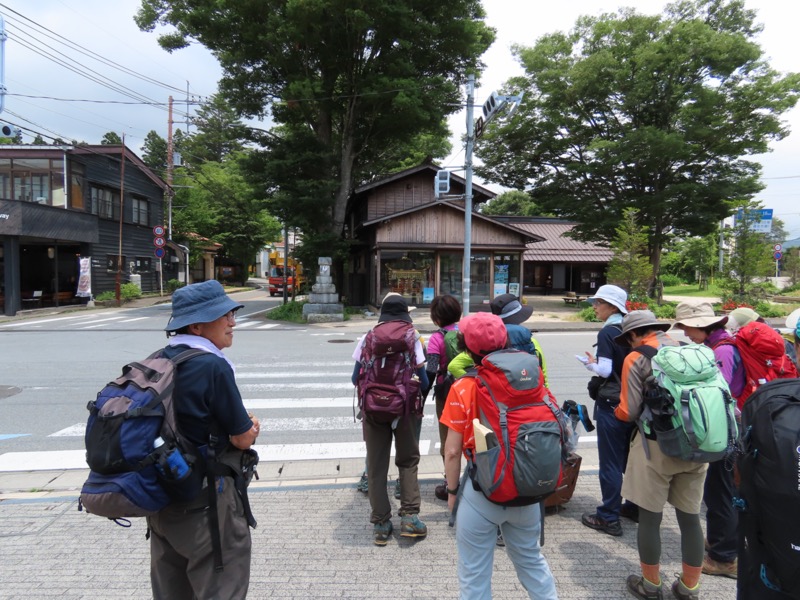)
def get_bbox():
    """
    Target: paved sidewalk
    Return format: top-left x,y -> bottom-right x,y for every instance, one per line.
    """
0,470 -> 737,599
